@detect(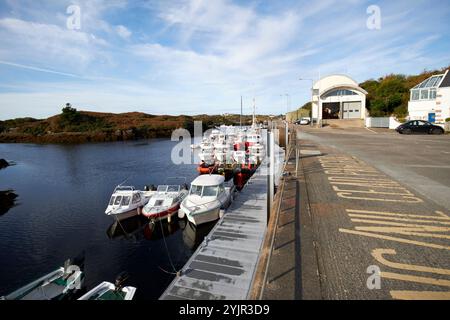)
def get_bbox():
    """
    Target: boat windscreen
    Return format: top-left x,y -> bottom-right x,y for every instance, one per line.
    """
203,186 -> 218,197
114,196 -> 122,206
190,185 -> 202,196
109,196 -> 115,205
122,196 -> 131,206
157,185 -> 168,192
167,185 -> 180,192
